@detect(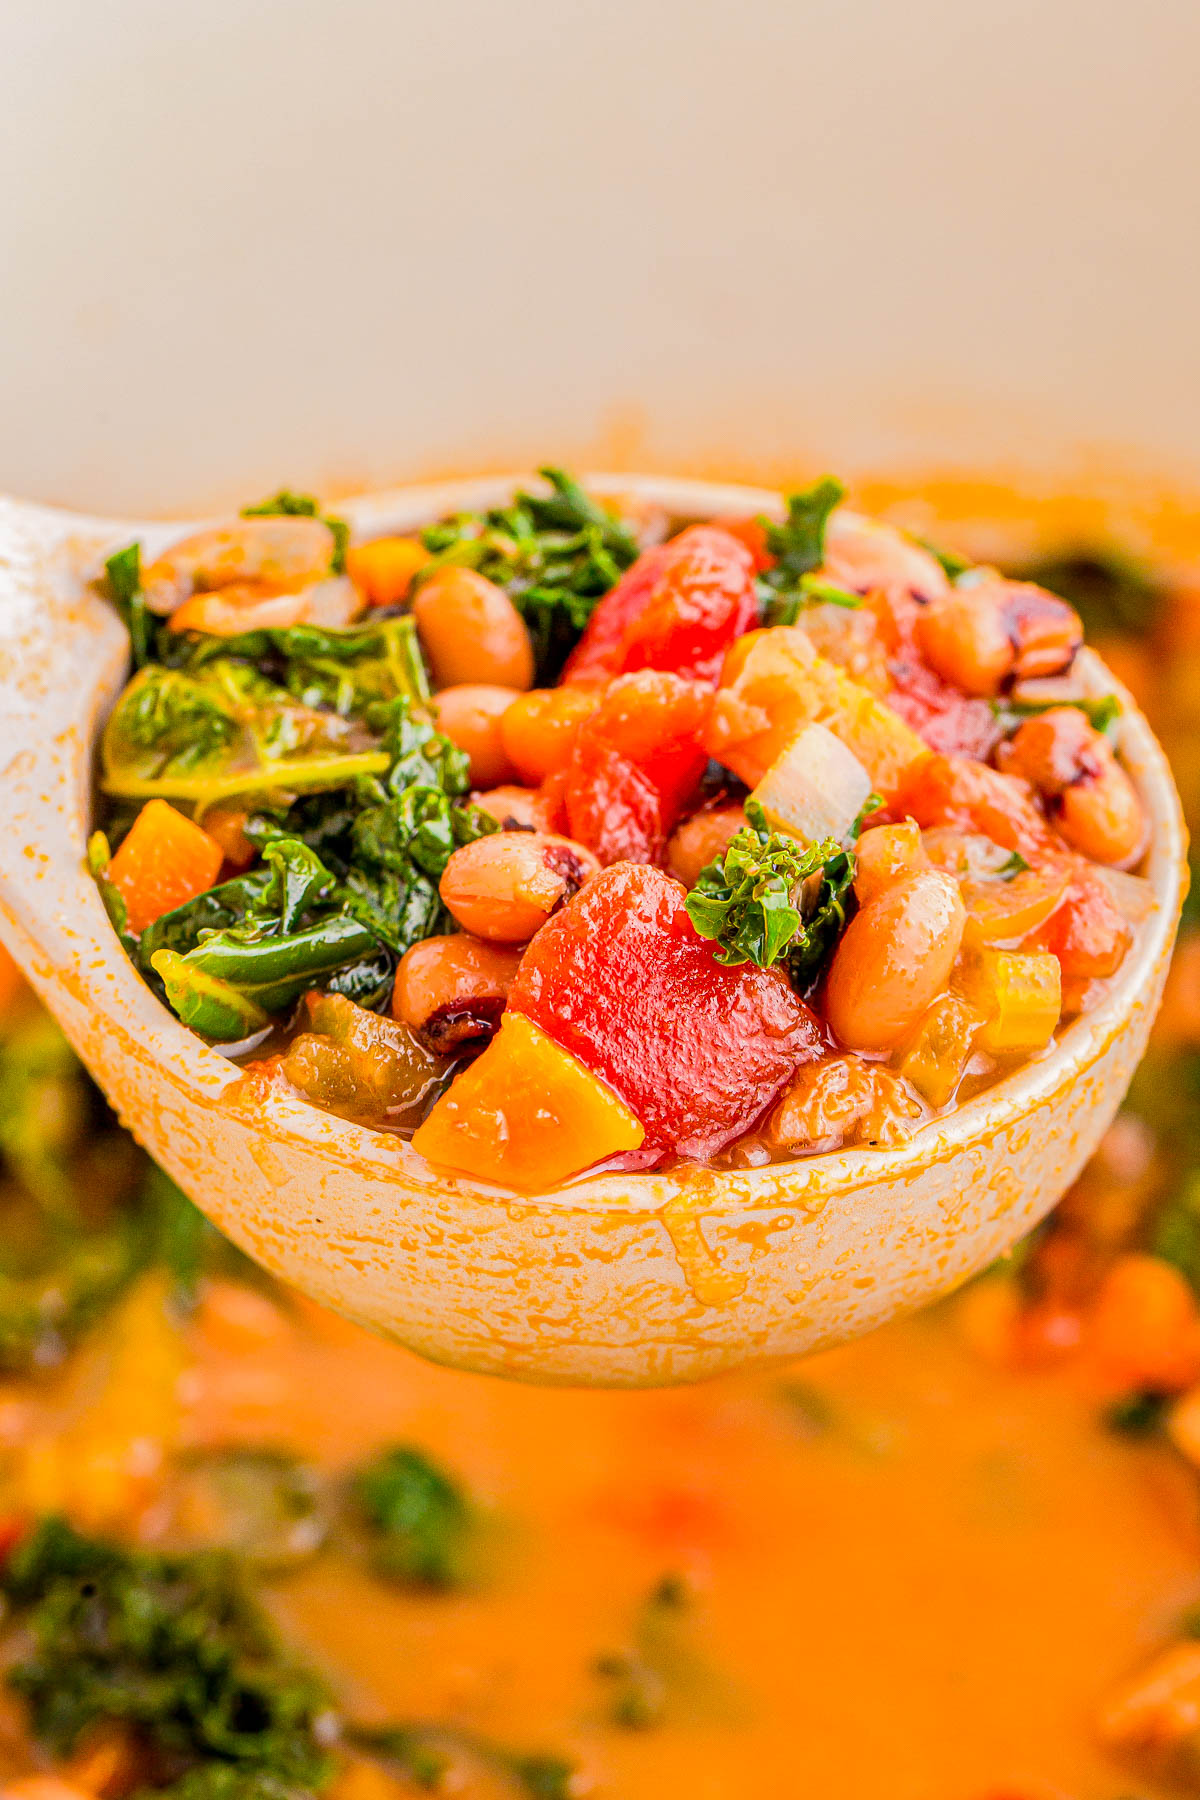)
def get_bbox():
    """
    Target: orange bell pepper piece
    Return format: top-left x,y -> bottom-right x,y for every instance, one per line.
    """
104,799 -> 224,935
411,1011 -> 644,1191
